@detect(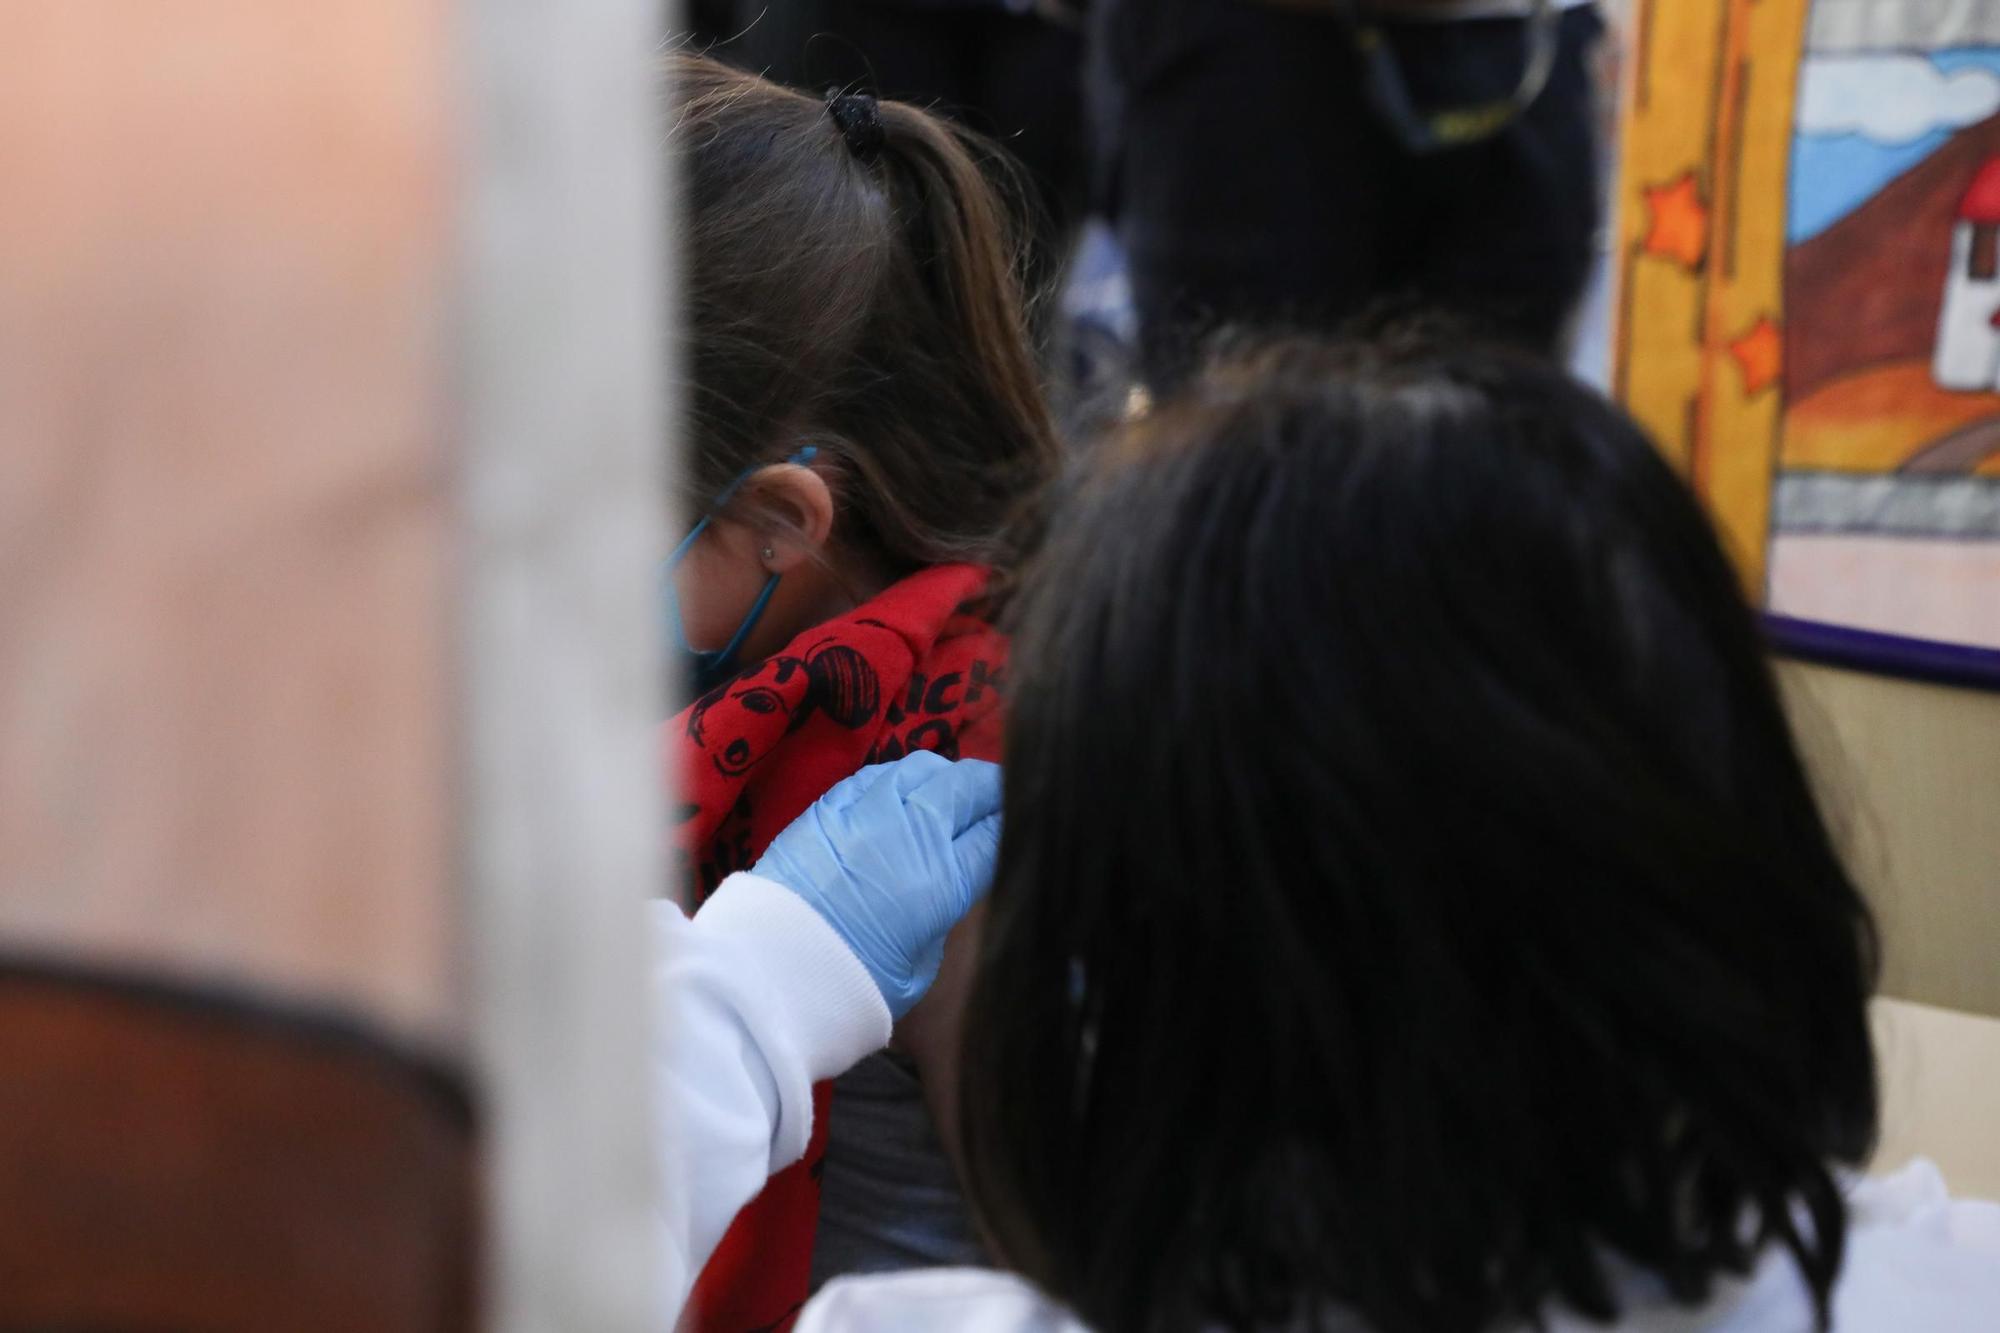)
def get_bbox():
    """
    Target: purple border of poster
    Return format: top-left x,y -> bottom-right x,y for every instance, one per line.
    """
1766,614 -> 2000,692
